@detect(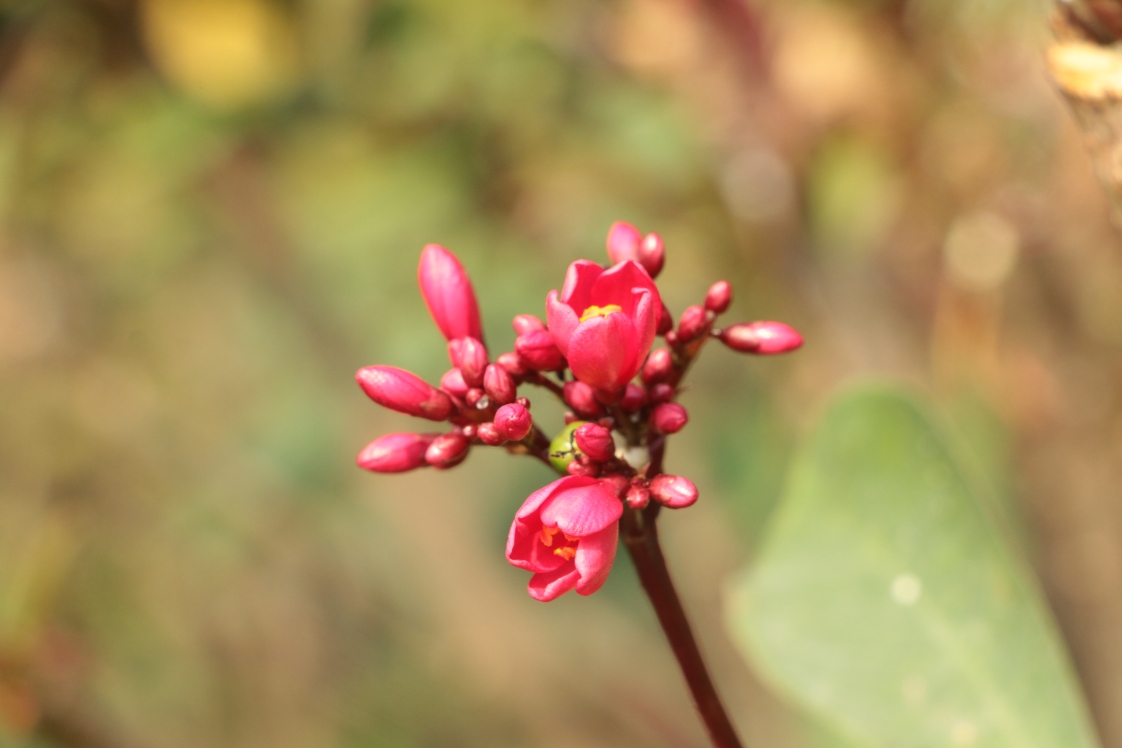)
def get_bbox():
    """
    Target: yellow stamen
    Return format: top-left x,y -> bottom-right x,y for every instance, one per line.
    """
554,547 -> 577,561
539,526 -> 559,547
579,304 -> 622,323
